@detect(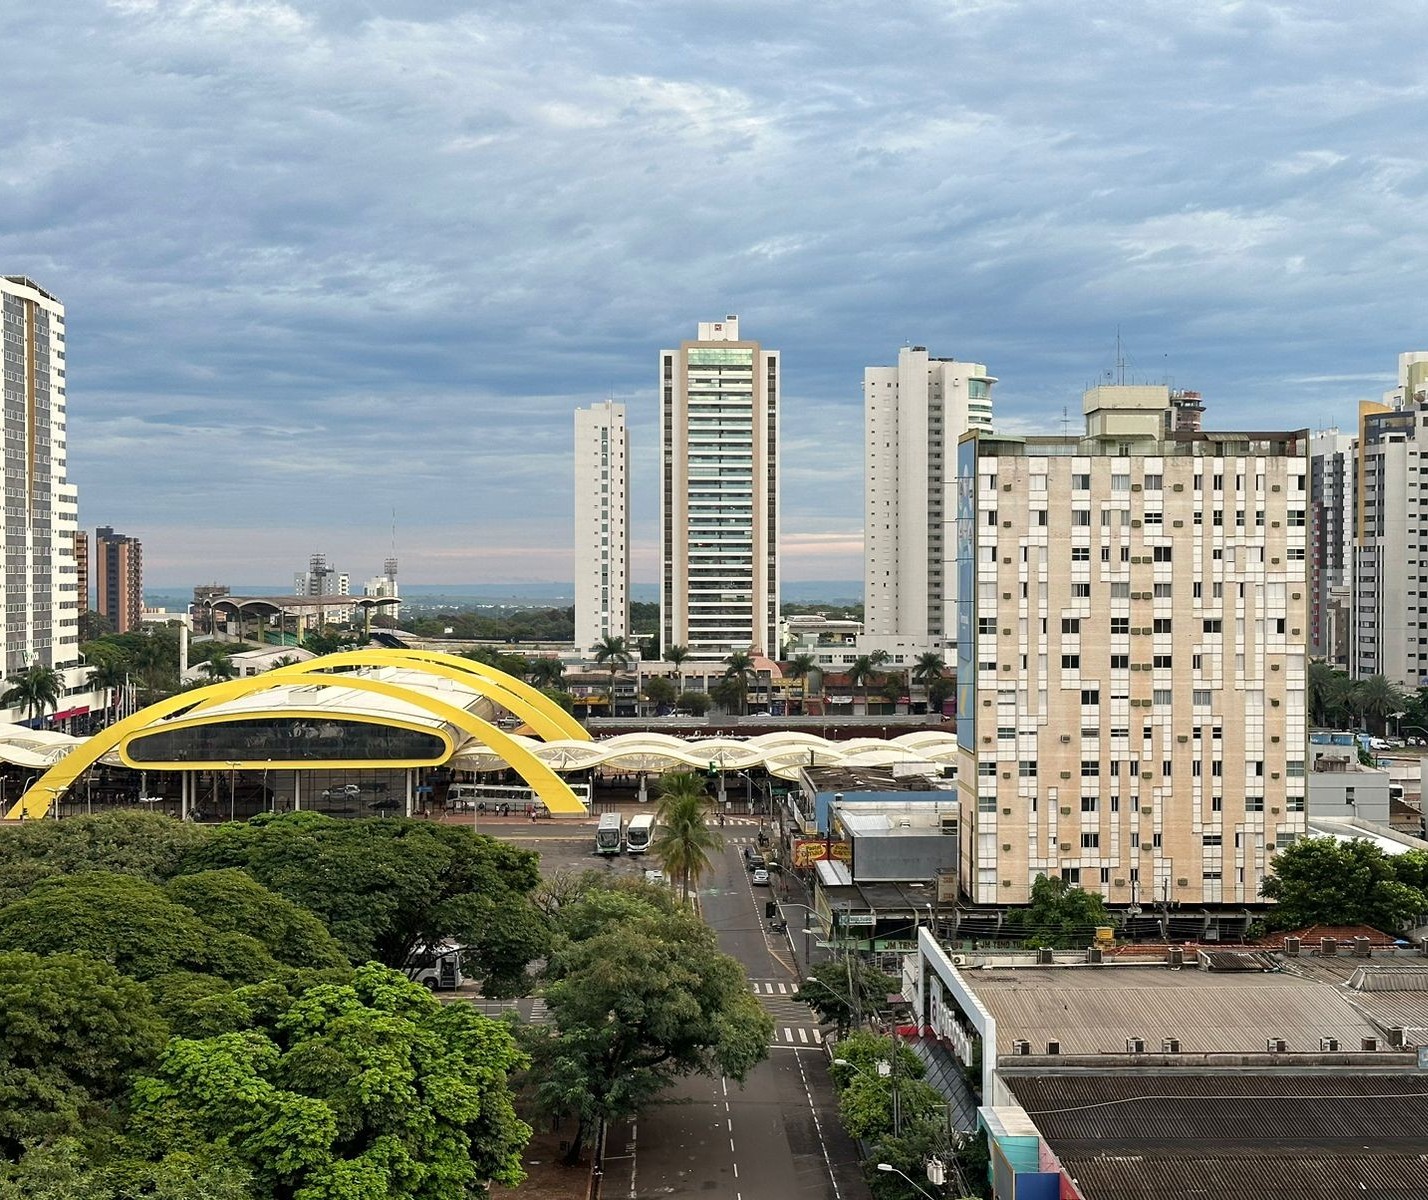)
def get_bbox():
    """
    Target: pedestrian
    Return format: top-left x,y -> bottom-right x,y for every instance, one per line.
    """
530,807 -> 537,823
